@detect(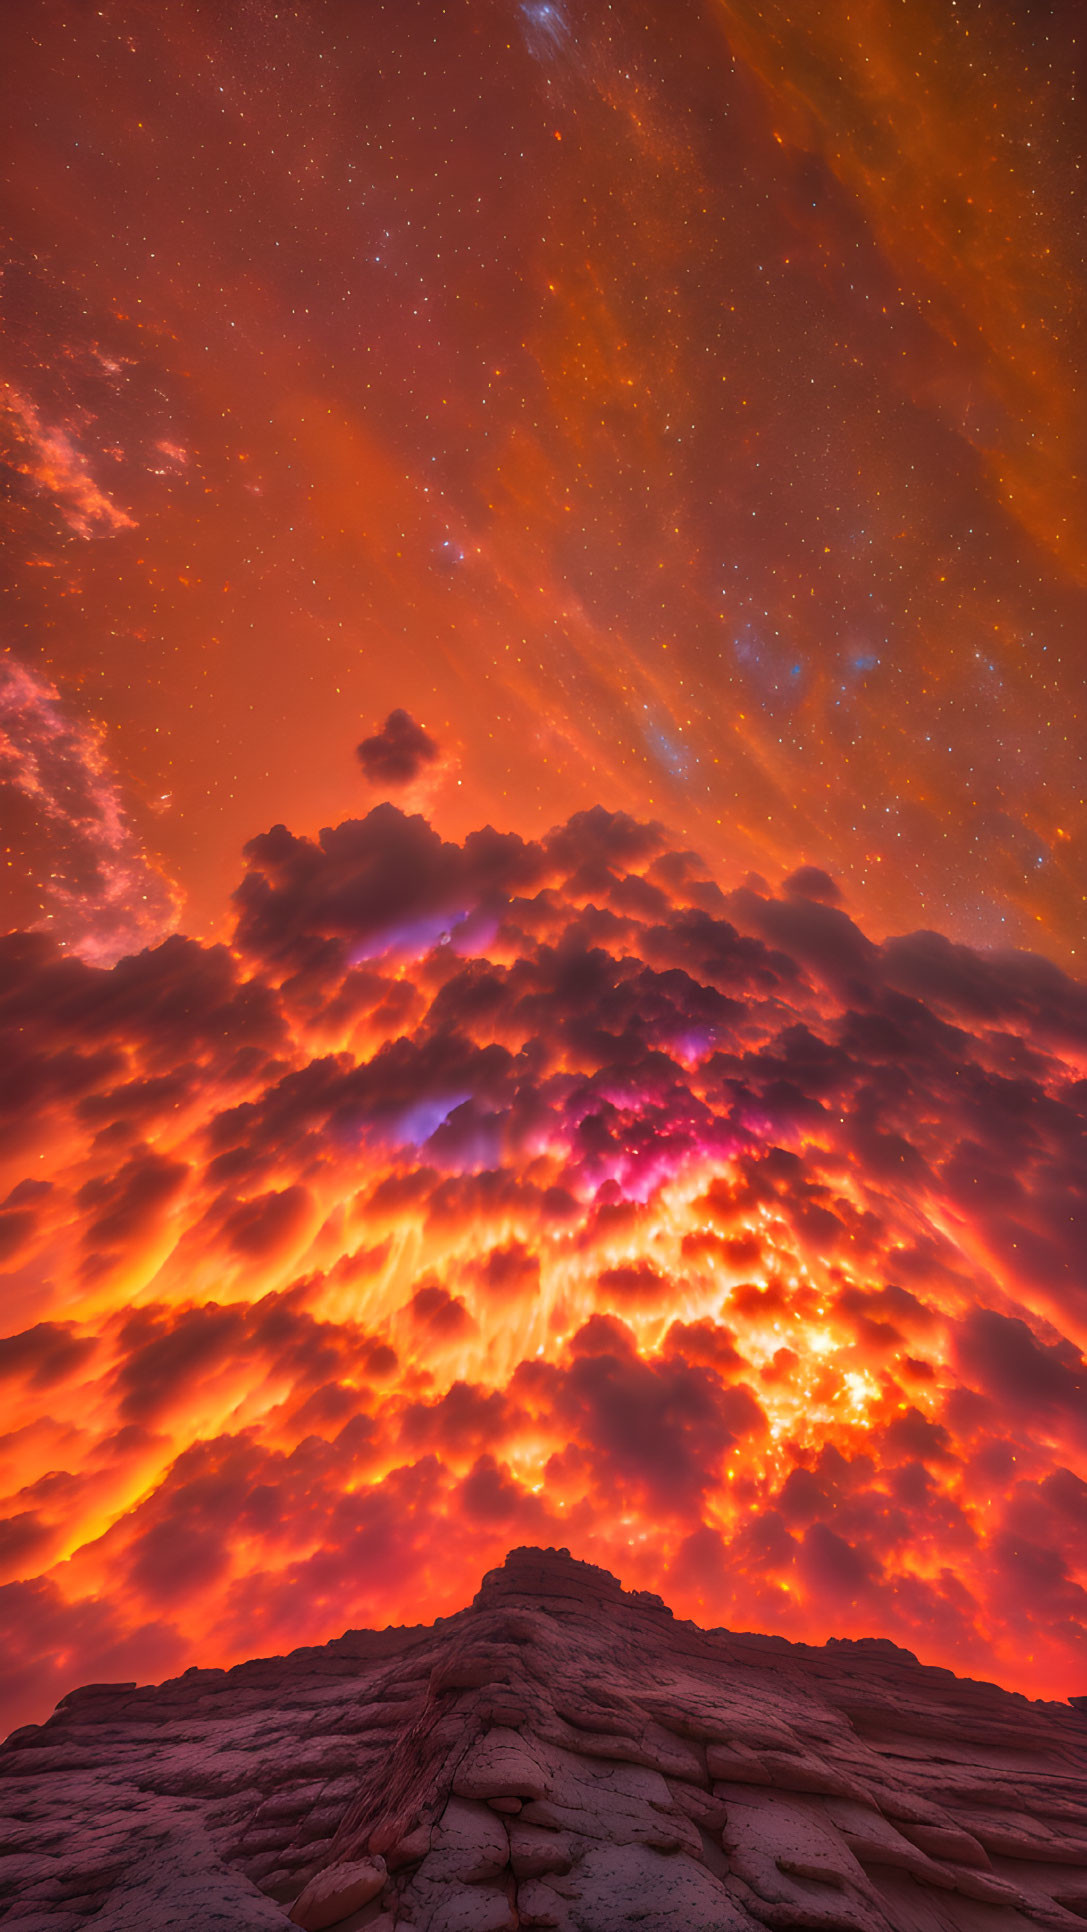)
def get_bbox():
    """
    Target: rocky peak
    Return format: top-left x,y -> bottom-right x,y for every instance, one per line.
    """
1,1548 -> 1085,1931
475,1545 -> 629,1607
